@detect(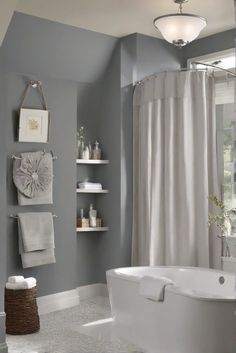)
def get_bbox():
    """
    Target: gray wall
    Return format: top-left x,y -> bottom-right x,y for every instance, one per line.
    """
120,36 -> 138,277
6,74 -> 79,296
136,33 -> 184,81
2,12 -> 117,83
1,11 -> 235,297
0,49 -> 6,311
0,12 -> 117,297
184,28 -> 236,64
76,82 -> 103,286
96,45 -> 122,282
0,48 -> 7,350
